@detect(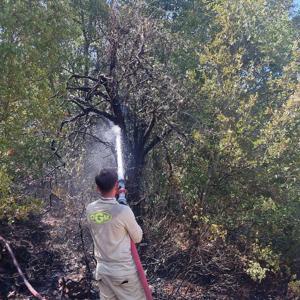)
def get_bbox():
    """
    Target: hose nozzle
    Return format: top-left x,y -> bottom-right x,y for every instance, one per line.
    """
118,178 -> 127,205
